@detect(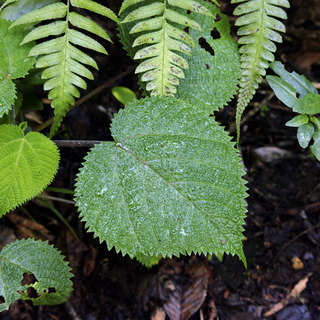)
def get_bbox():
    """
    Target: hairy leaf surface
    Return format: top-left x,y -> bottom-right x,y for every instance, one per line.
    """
176,0 -> 240,112
0,125 -> 59,216
75,97 -> 247,264
0,238 -> 72,311
0,19 -> 35,117
11,0 -> 117,137
231,0 -> 290,142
